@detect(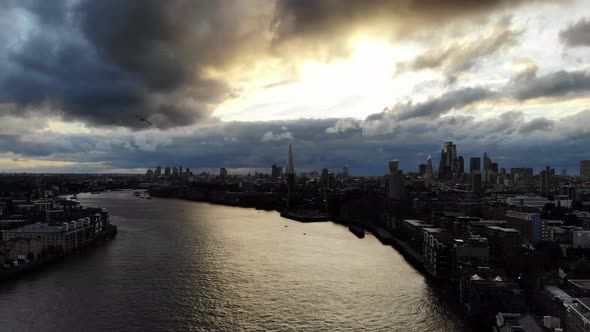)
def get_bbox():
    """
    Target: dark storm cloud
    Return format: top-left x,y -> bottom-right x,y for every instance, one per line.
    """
518,117 -> 554,134
77,0 -> 272,127
362,87 -> 495,135
396,87 -> 495,121
560,18 -> 590,47
509,66 -> 590,100
272,0 -> 546,44
0,0 -> 270,129
0,133 -> 94,157
0,33 -> 145,126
